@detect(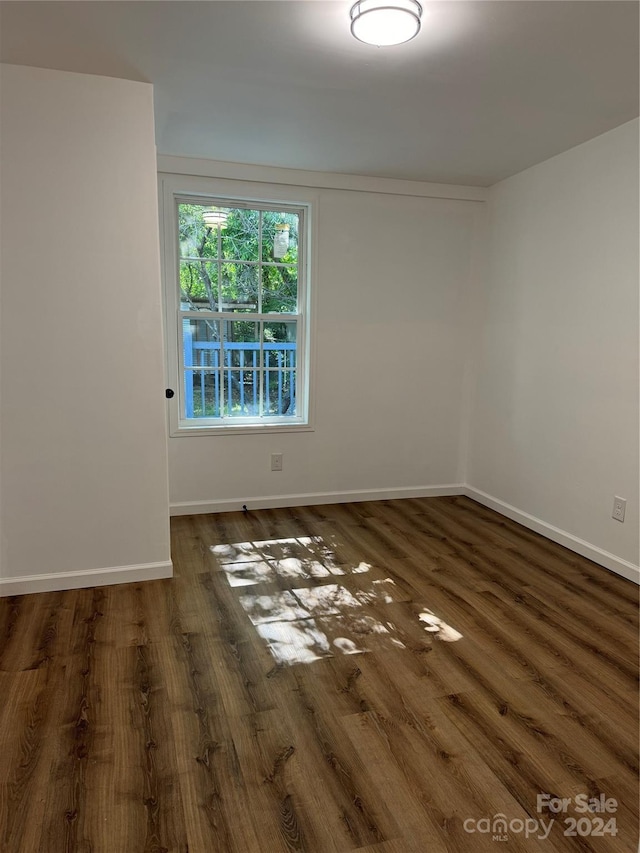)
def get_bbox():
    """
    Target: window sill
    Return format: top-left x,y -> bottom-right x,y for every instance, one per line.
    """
170,421 -> 313,438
